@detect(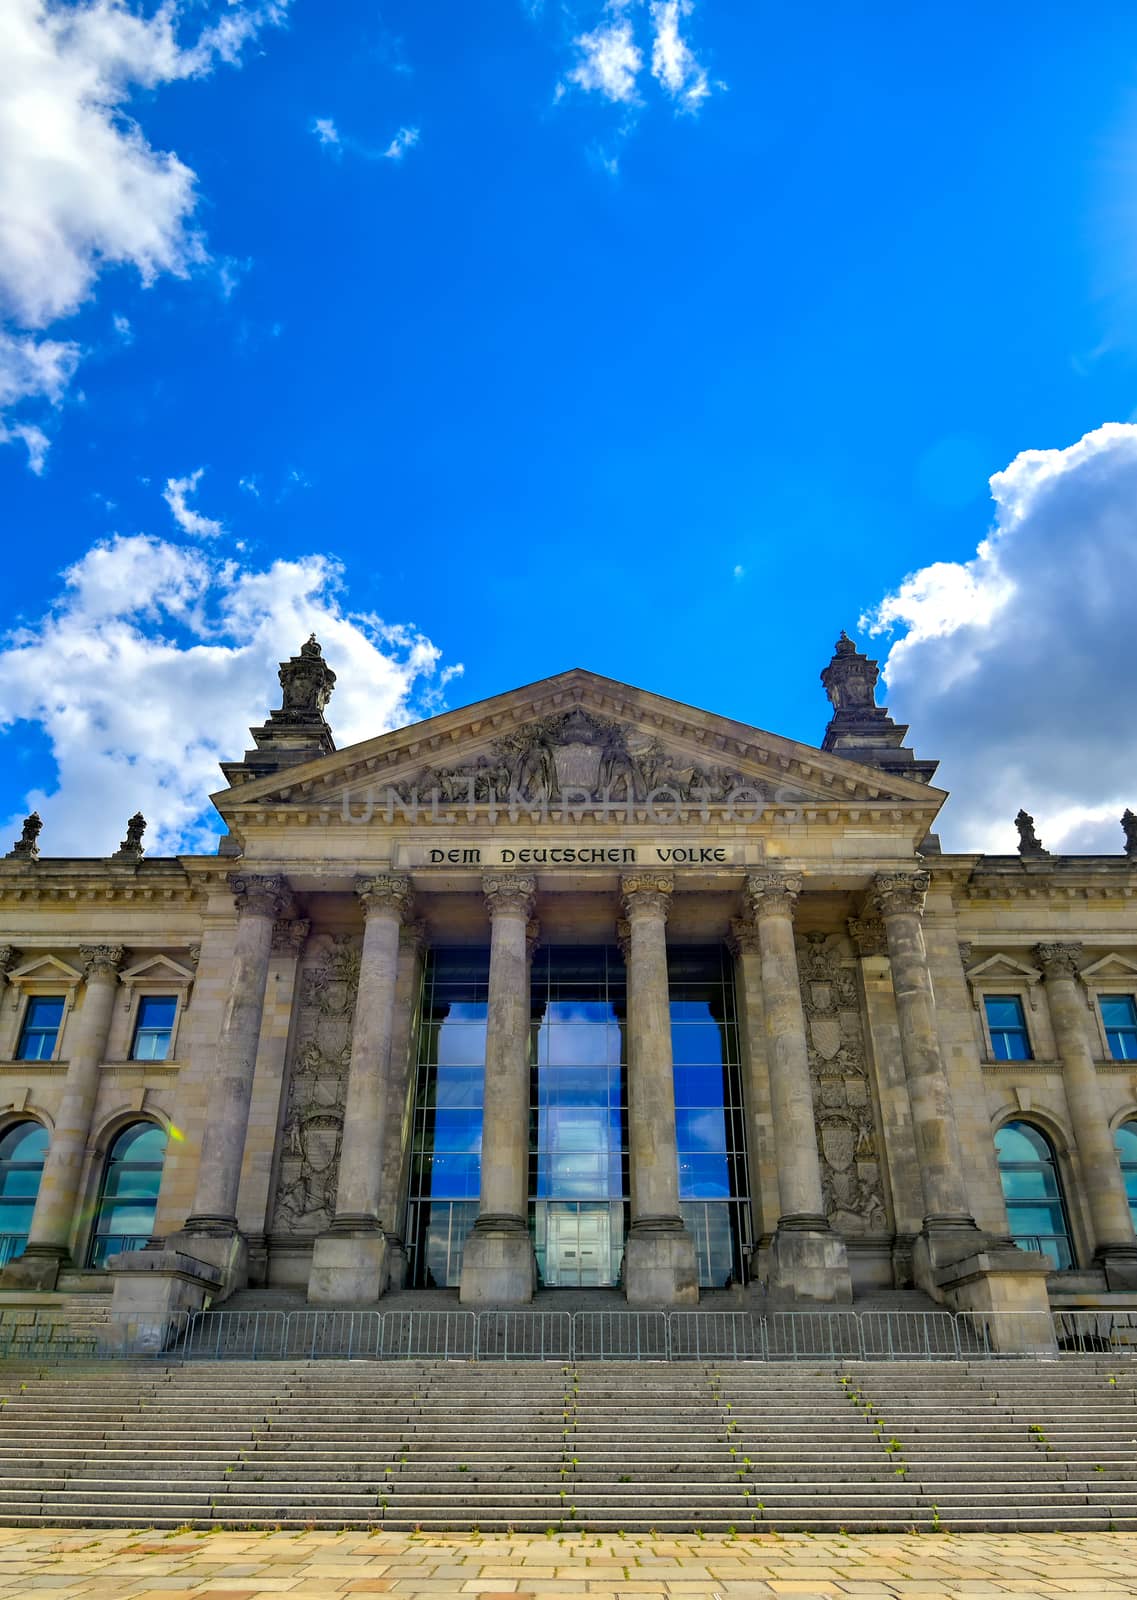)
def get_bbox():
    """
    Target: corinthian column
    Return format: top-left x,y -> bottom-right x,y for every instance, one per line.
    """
1036,942 -> 1137,1287
620,872 -> 698,1306
3,945 -> 123,1290
459,873 -> 538,1305
178,874 -> 293,1291
309,874 -> 413,1303
745,872 -> 851,1303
